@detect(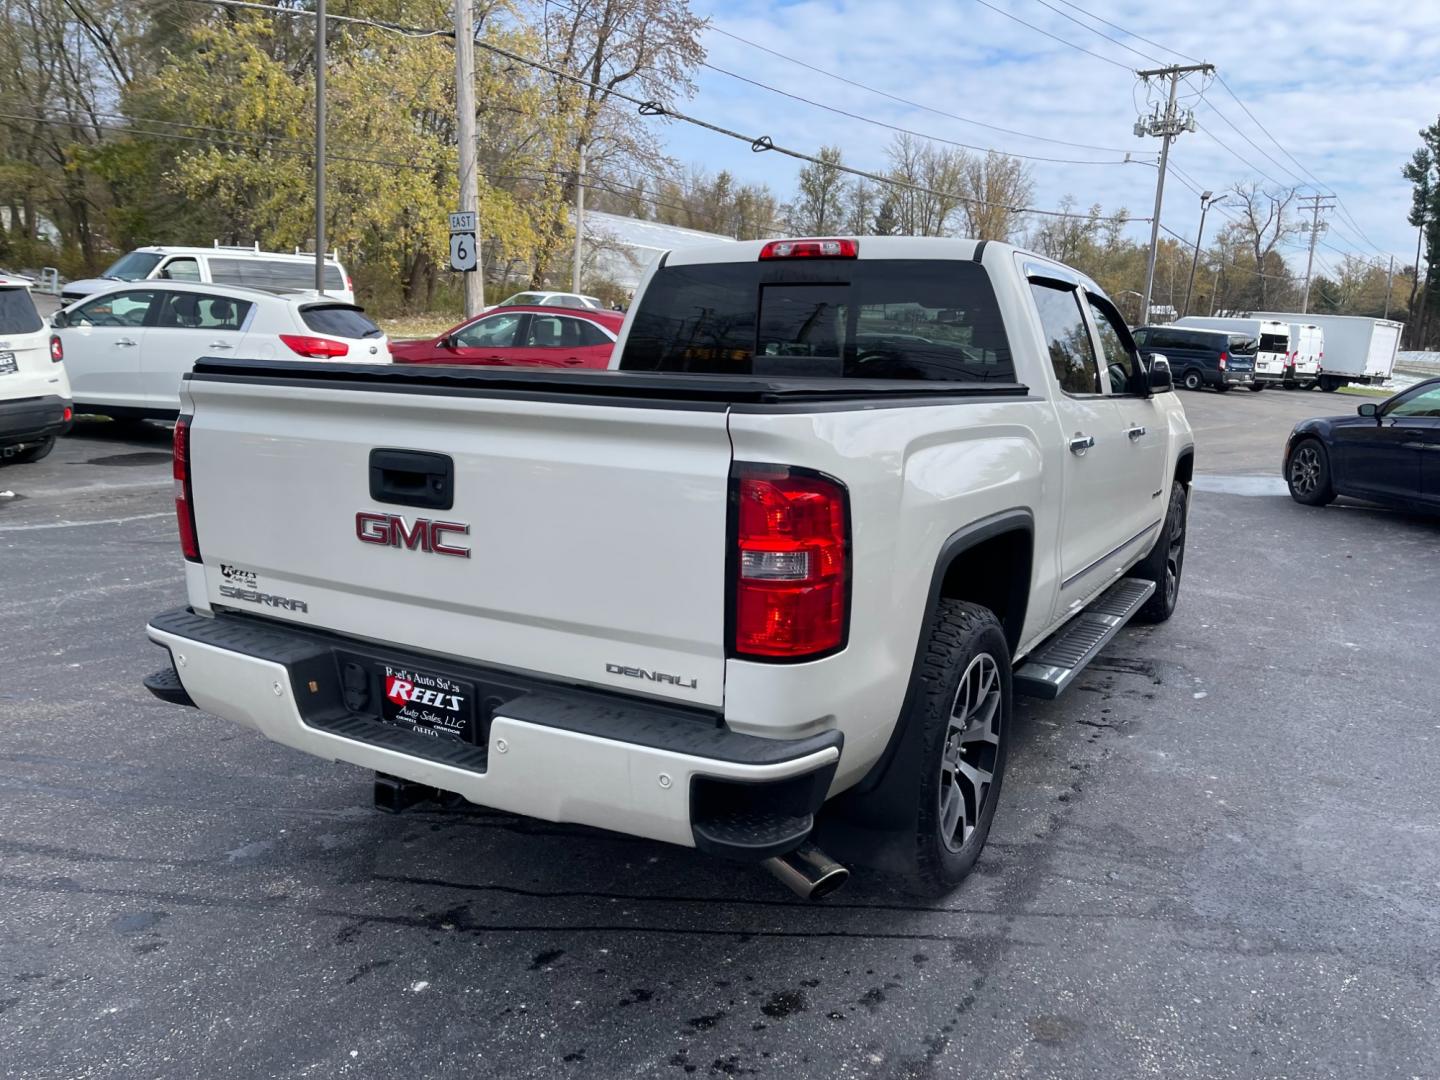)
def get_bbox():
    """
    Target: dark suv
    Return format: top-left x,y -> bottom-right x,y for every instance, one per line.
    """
1134,325 -> 1255,392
